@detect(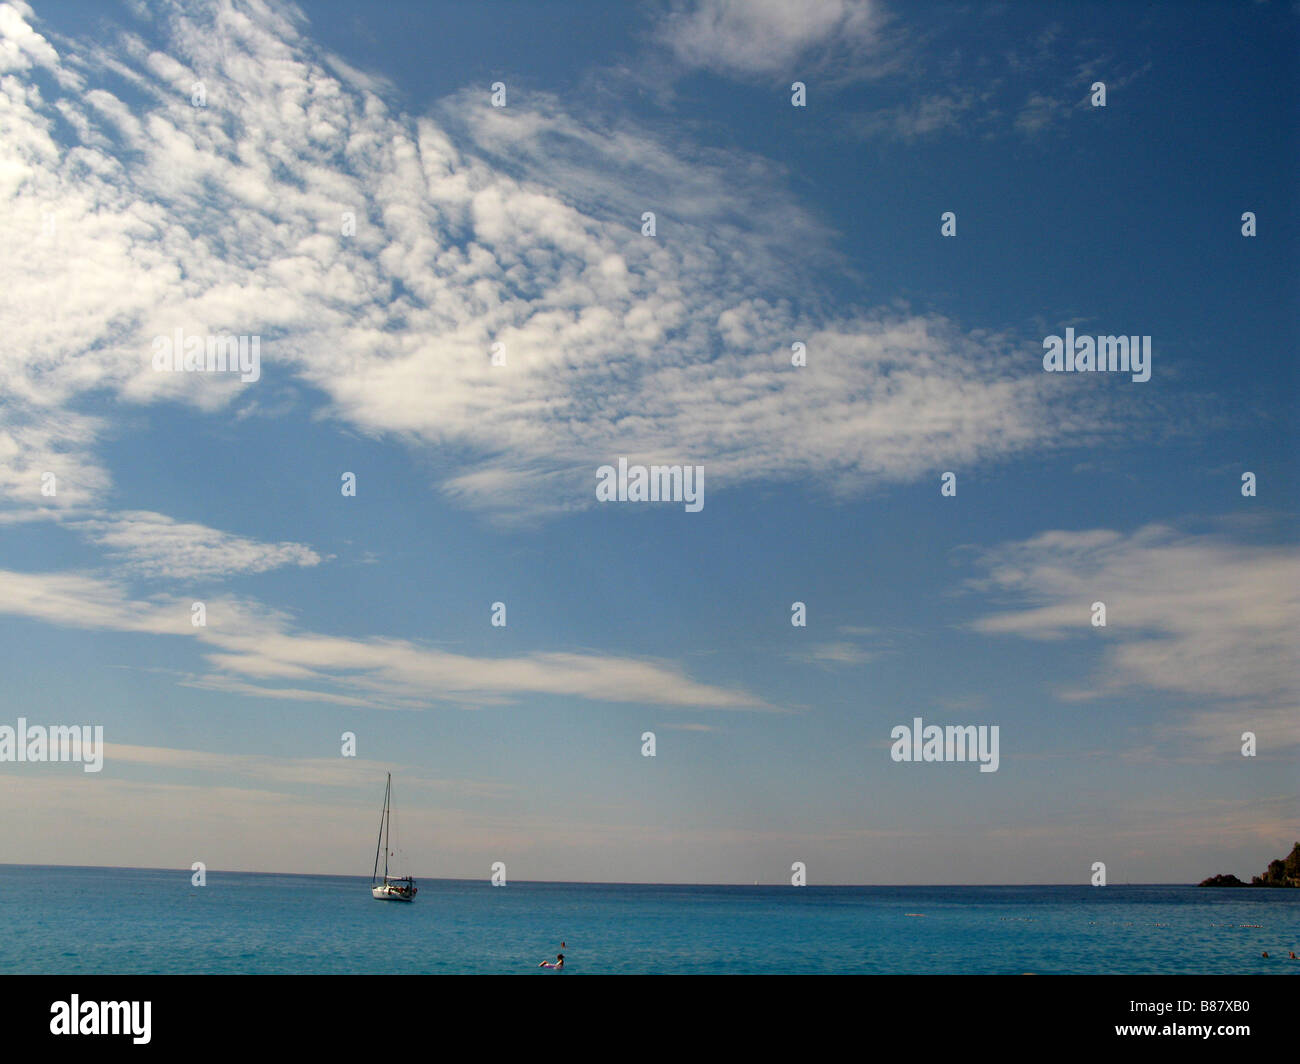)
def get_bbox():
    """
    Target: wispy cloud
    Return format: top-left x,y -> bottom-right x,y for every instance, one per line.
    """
0,568 -> 772,711
968,525 -> 1300,748
0,0 -> 1128,525
1014,92 -> 1069,135
103,742 -> 515,798
851,90 -> 978,141
653,0 -> 887,80
842,11 -> 1150,142
791,641 -> 875,667
75,511 -> 322,580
